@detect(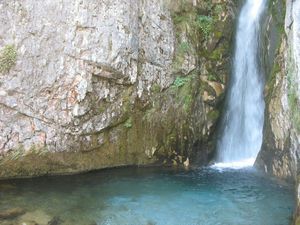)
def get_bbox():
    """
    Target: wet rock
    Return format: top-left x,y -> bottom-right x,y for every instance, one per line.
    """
172,159 -> 178,166
183,157 -> 190,168
88,222 -> 97,225
147,221 -> 156,225
0,183 -> 16,192
0,207 -> 25,219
